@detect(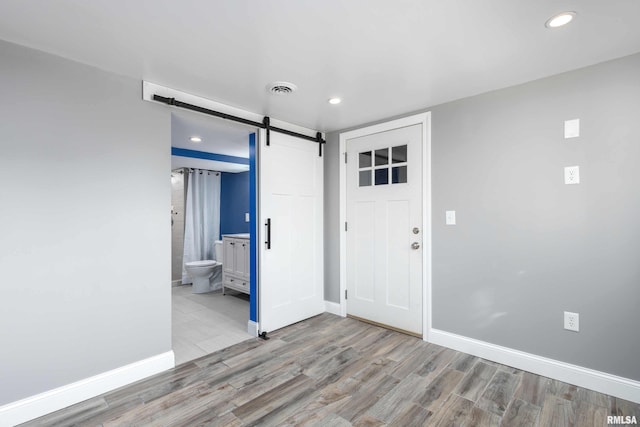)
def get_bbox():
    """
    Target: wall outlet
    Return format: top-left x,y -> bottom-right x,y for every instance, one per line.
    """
564,311 -> 579,332
564,166 -> 580,185
245,212 -> 250,222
